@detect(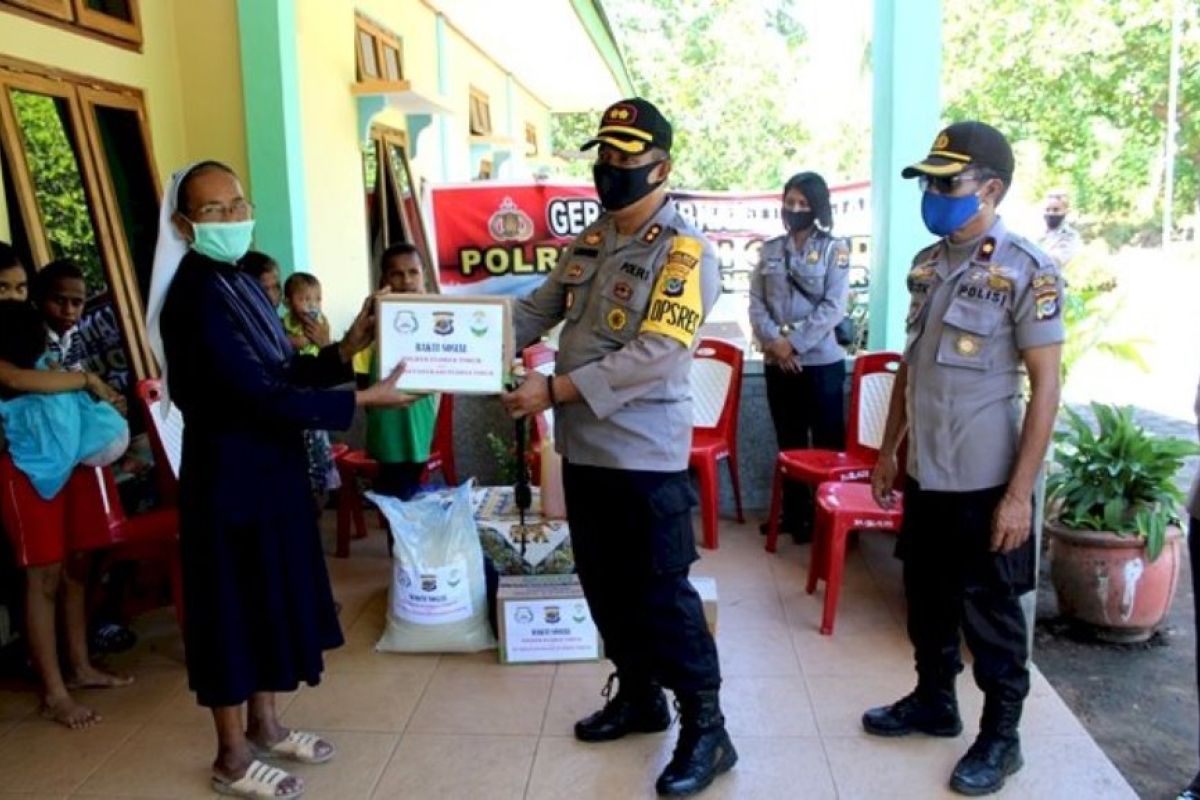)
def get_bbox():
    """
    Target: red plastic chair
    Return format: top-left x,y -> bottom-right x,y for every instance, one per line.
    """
688,338 -> 745,550
764,351 -> 902,554
806,458 -> 906,635
334,393 -> 457,557
522,342 -> 557,485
